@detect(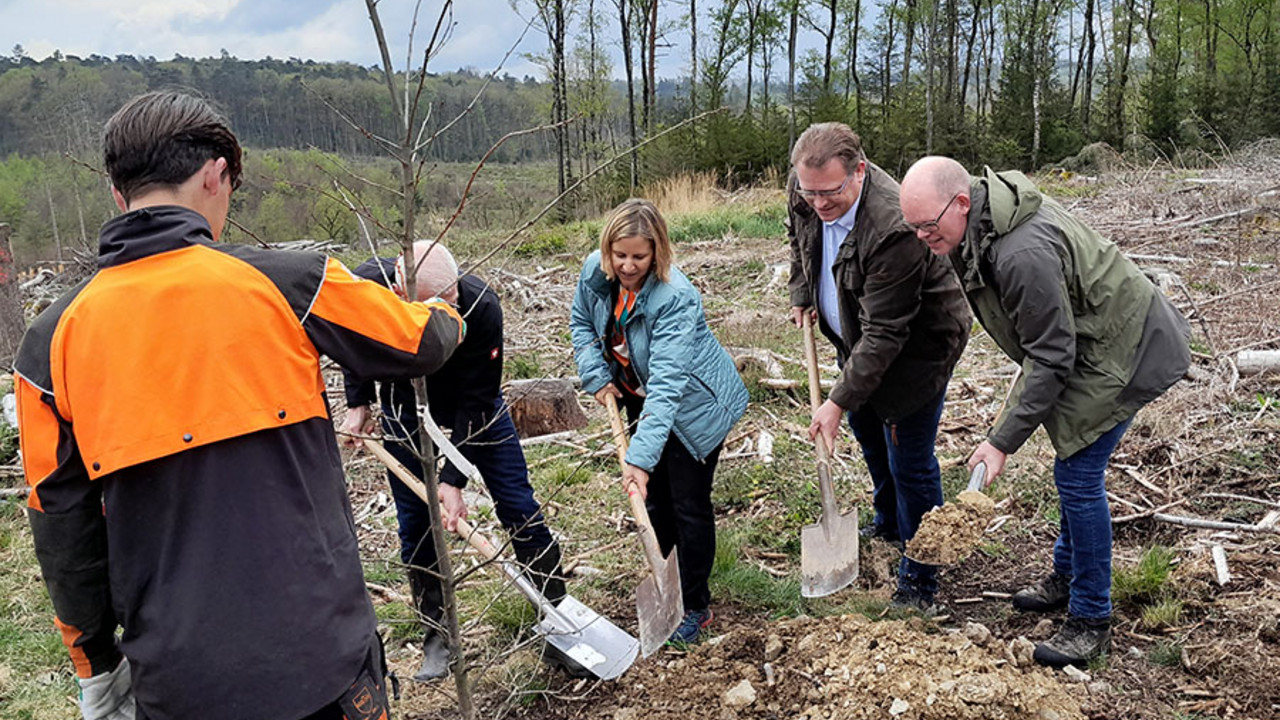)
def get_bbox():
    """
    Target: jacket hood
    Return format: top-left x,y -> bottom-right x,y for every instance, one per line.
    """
979,167 -> 1042,235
